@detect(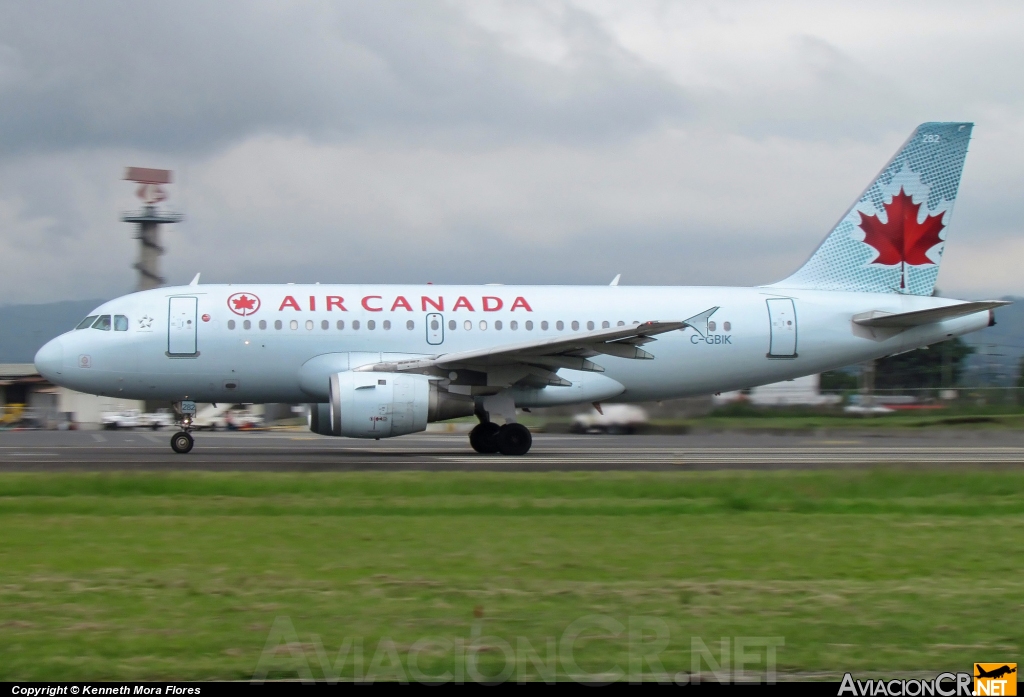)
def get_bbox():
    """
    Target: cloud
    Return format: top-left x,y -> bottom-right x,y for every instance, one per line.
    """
0,0 -> 1022,304
0,0 -> 687,155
